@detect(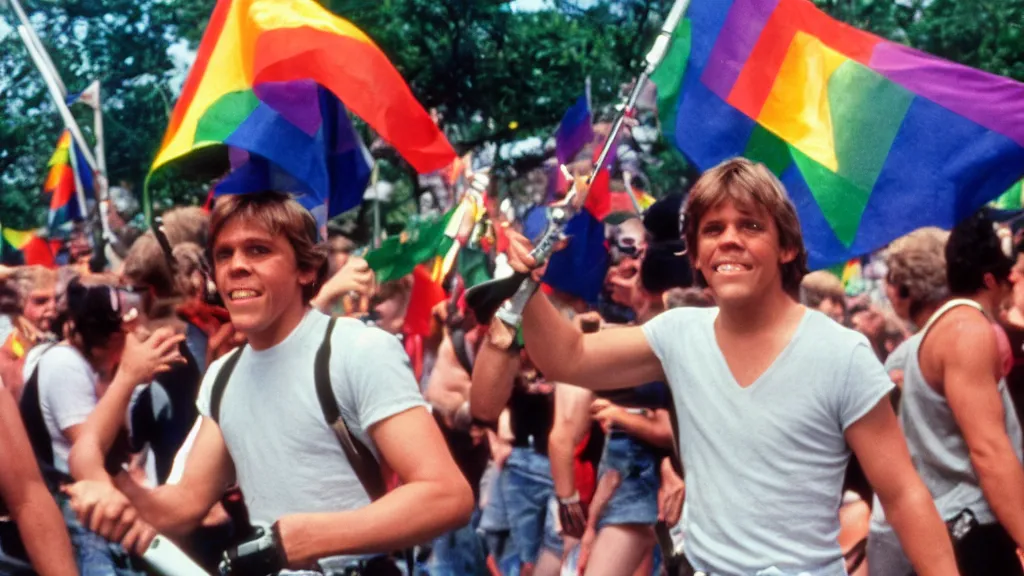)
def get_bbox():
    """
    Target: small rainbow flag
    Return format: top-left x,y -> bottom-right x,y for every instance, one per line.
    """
652,0 -> 1024,270
44,130 -> 93,231
0,228 -> 55,268
150,0 -> 455,216
990,179 -> 1024,212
